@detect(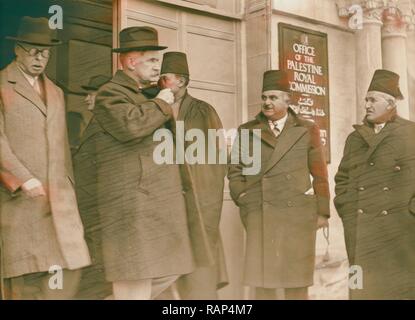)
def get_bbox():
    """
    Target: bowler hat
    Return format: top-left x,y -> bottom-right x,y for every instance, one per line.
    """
6,16 -> 62,46
262,70 -> 290,92
160,52 -> 190,77
81,75 -> 111,92
112,26 -> 167,53
367,69 -> 404,100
